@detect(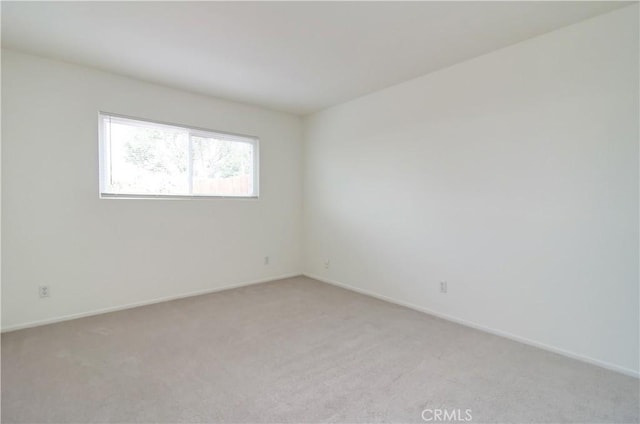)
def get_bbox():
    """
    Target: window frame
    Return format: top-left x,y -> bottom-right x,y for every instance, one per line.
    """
98,112 -> 260,200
